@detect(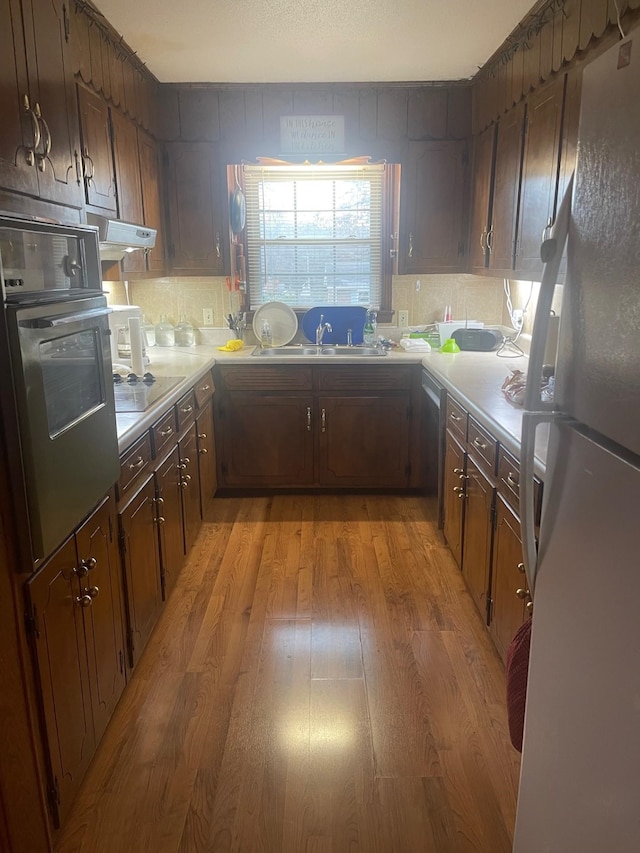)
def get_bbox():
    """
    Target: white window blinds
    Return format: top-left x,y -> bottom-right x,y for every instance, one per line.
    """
243,163 -> 385,309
